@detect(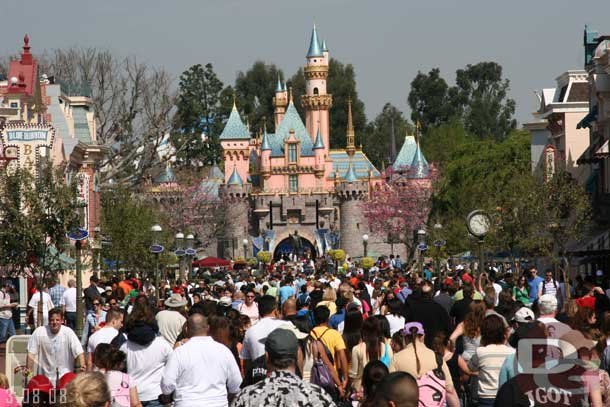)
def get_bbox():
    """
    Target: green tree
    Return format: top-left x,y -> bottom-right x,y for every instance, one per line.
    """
0,165 -> 81,325
431,130 -> 531,253
407,68 -> 458,132
362,103 -> 411,169
171,63 -> 226,167
290,58 -> 366,148
453,62 -> 516,140
100,187 -> 162,277
234,61 -> 284,134
420,121 -> 474,167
